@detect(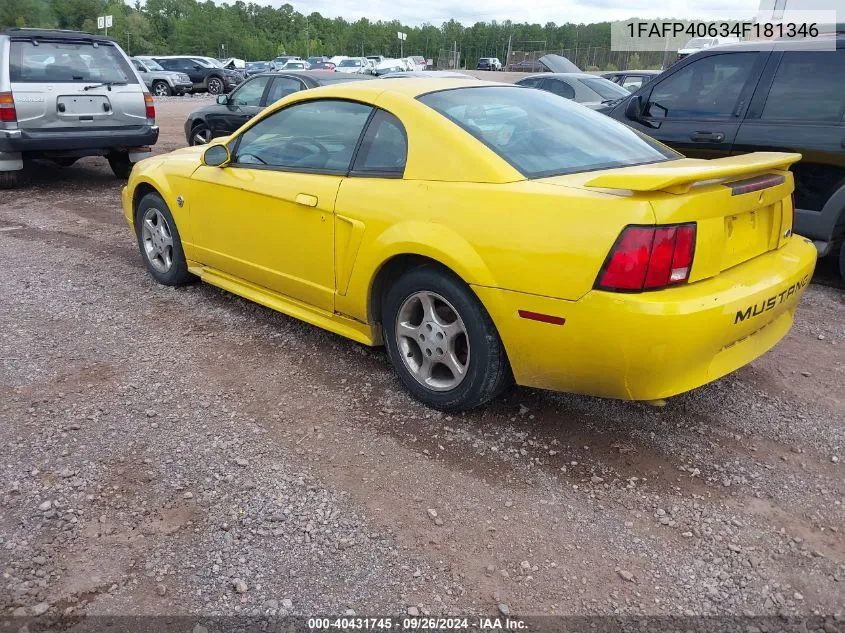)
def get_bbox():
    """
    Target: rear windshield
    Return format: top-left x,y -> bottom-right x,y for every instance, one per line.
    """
339,59 -> 361,67
10,40 -> 137,84
418,86 -> 678,178
578,77 -> 629,100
